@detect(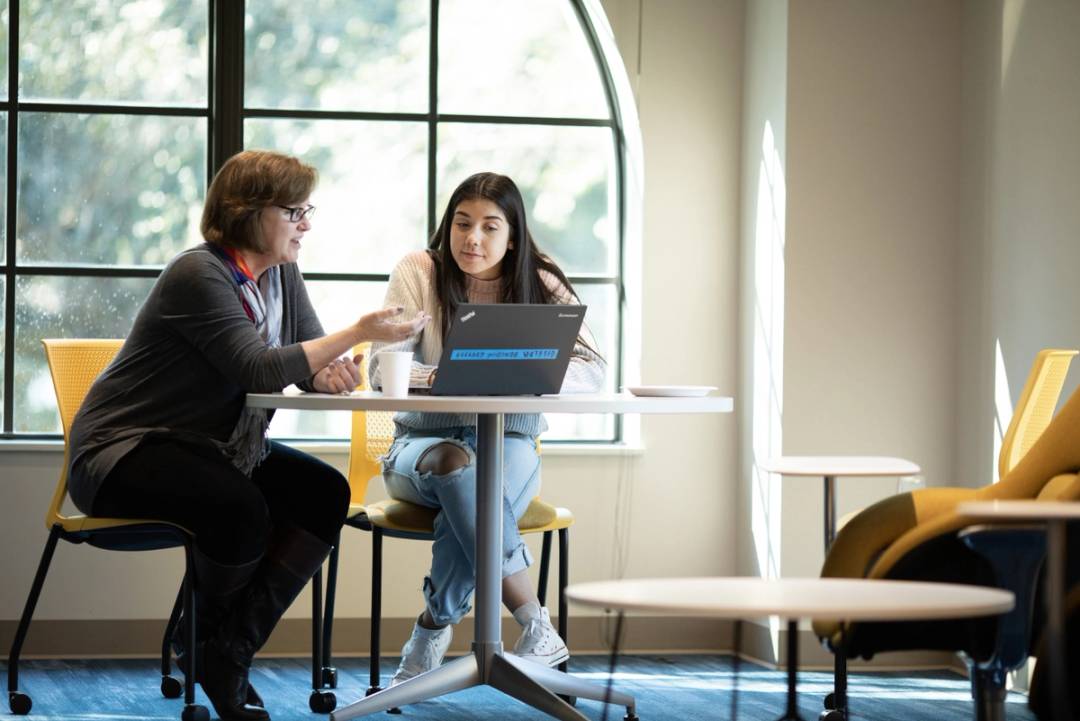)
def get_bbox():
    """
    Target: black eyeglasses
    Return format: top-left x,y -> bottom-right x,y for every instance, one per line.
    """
276,204 -> 316,222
